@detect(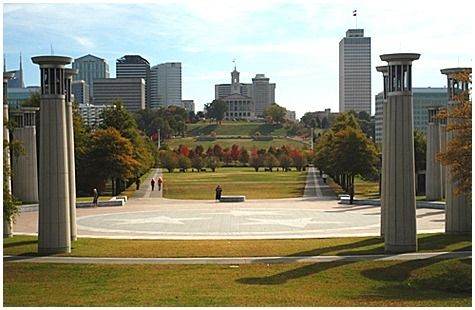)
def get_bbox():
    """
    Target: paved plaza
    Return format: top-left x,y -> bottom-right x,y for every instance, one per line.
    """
13,168 -> 445,240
